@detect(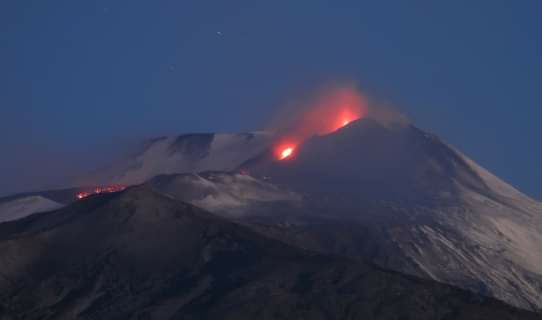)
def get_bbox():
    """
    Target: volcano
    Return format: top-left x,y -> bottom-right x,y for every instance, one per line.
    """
132,118 -> 542,312
1,116 -> 542,316
238,118 -> 542,311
